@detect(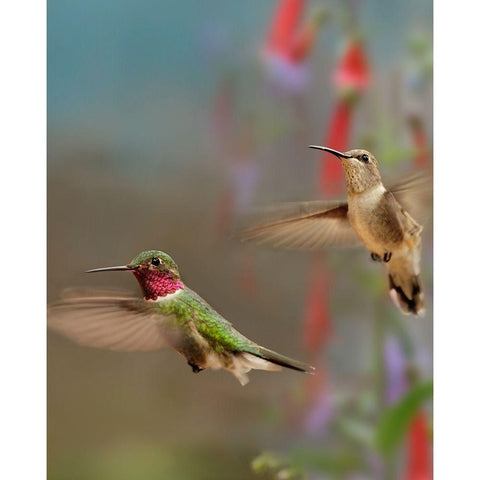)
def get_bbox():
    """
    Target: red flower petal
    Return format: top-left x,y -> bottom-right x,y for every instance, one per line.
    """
318,99 -> 352,196
287,22 -> 319,63
303,255 -> 332,353
333,40 -> 371,91
265,0 -> 305,55
408,115 -> 430,169
403,411 -> 432,480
